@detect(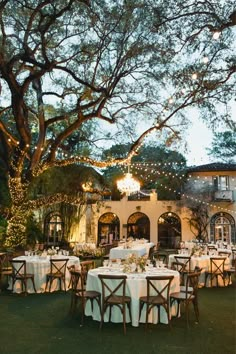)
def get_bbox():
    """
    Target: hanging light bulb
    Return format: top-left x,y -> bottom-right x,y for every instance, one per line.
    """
117,165 -> 140,196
